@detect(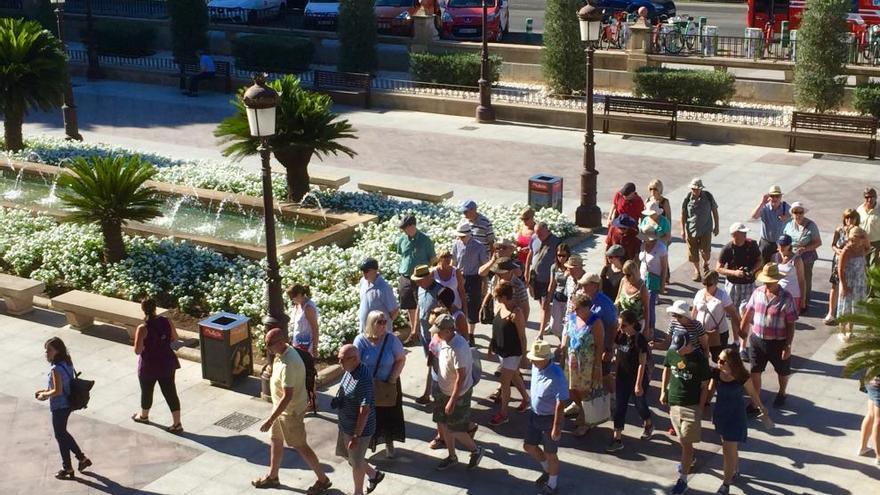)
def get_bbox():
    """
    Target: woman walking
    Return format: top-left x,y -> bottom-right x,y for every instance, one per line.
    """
692,270 -> 740,363
539,243 -> 571,341
857,375 -> 880,466
36,337 -> 92,479
354,310 -> 407,458
437,287 -> 469,339
607,310 -> 653,452
838,227 -> 870,341
287,284 -> 319,413
488,282 -> 530,426
711,348 -> 773,494
638,227 -> 668,336
601,244 -> 626,300
826,209 -> 861,325
563,294 -> 605,437
516,207 -> 537,267
433,249 -> 468,321
646,178 -> 673,226
616,260 -> 652,339
131,298 -> 182,433
783,202 -> 822,312
772,235 -> 806,311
